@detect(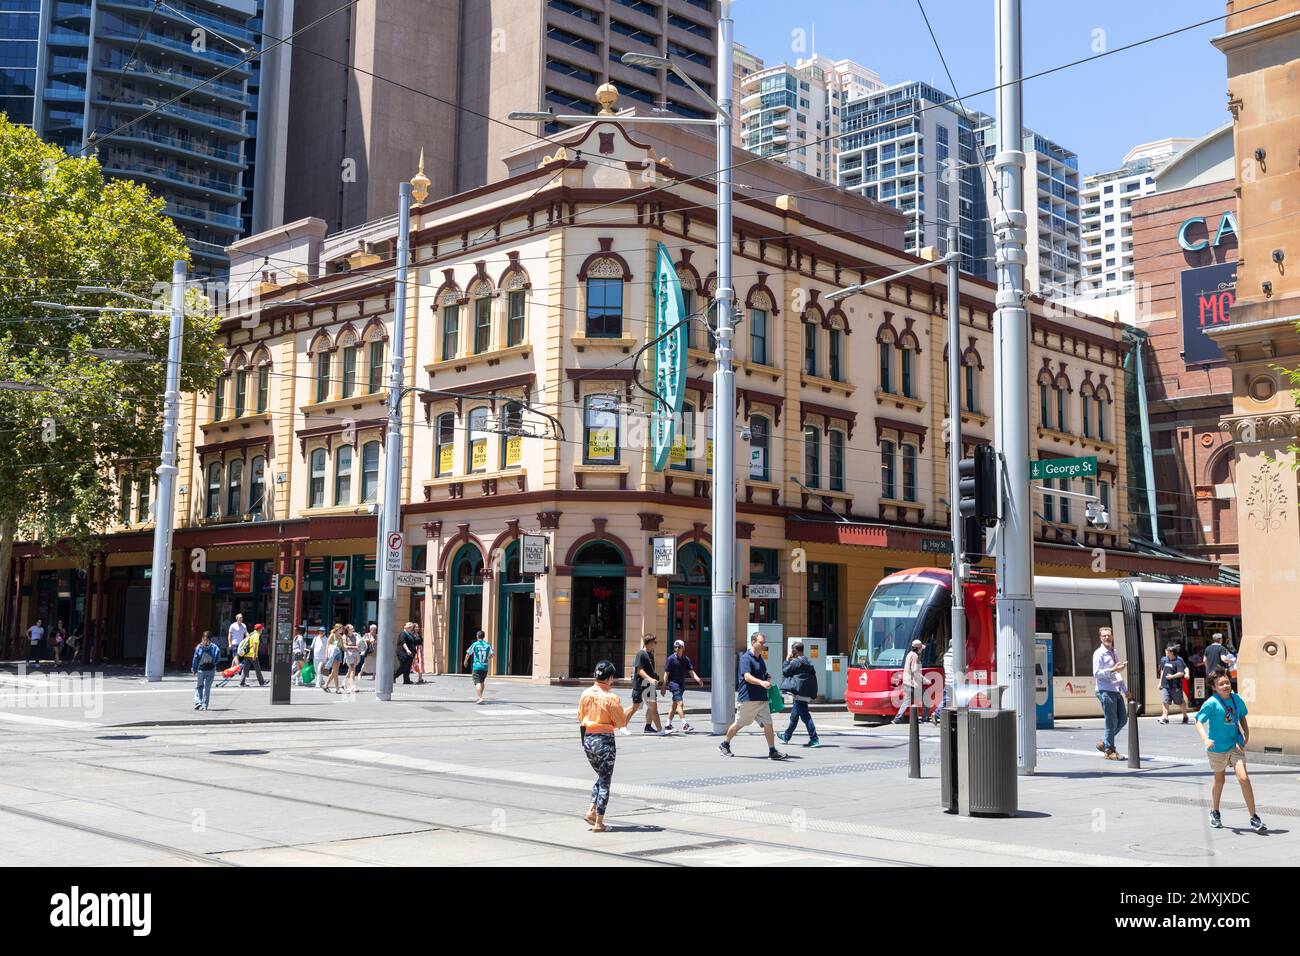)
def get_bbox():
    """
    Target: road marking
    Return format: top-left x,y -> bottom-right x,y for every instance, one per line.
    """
0,710 -> 101,728
331,748 -> 1160,867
